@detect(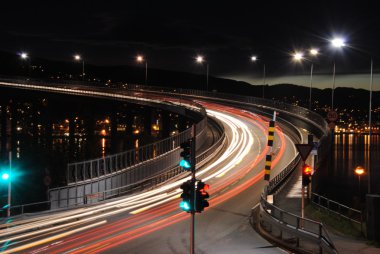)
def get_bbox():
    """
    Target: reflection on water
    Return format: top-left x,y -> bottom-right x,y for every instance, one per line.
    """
0,88 -> 190,207
317,134 -> 380,208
